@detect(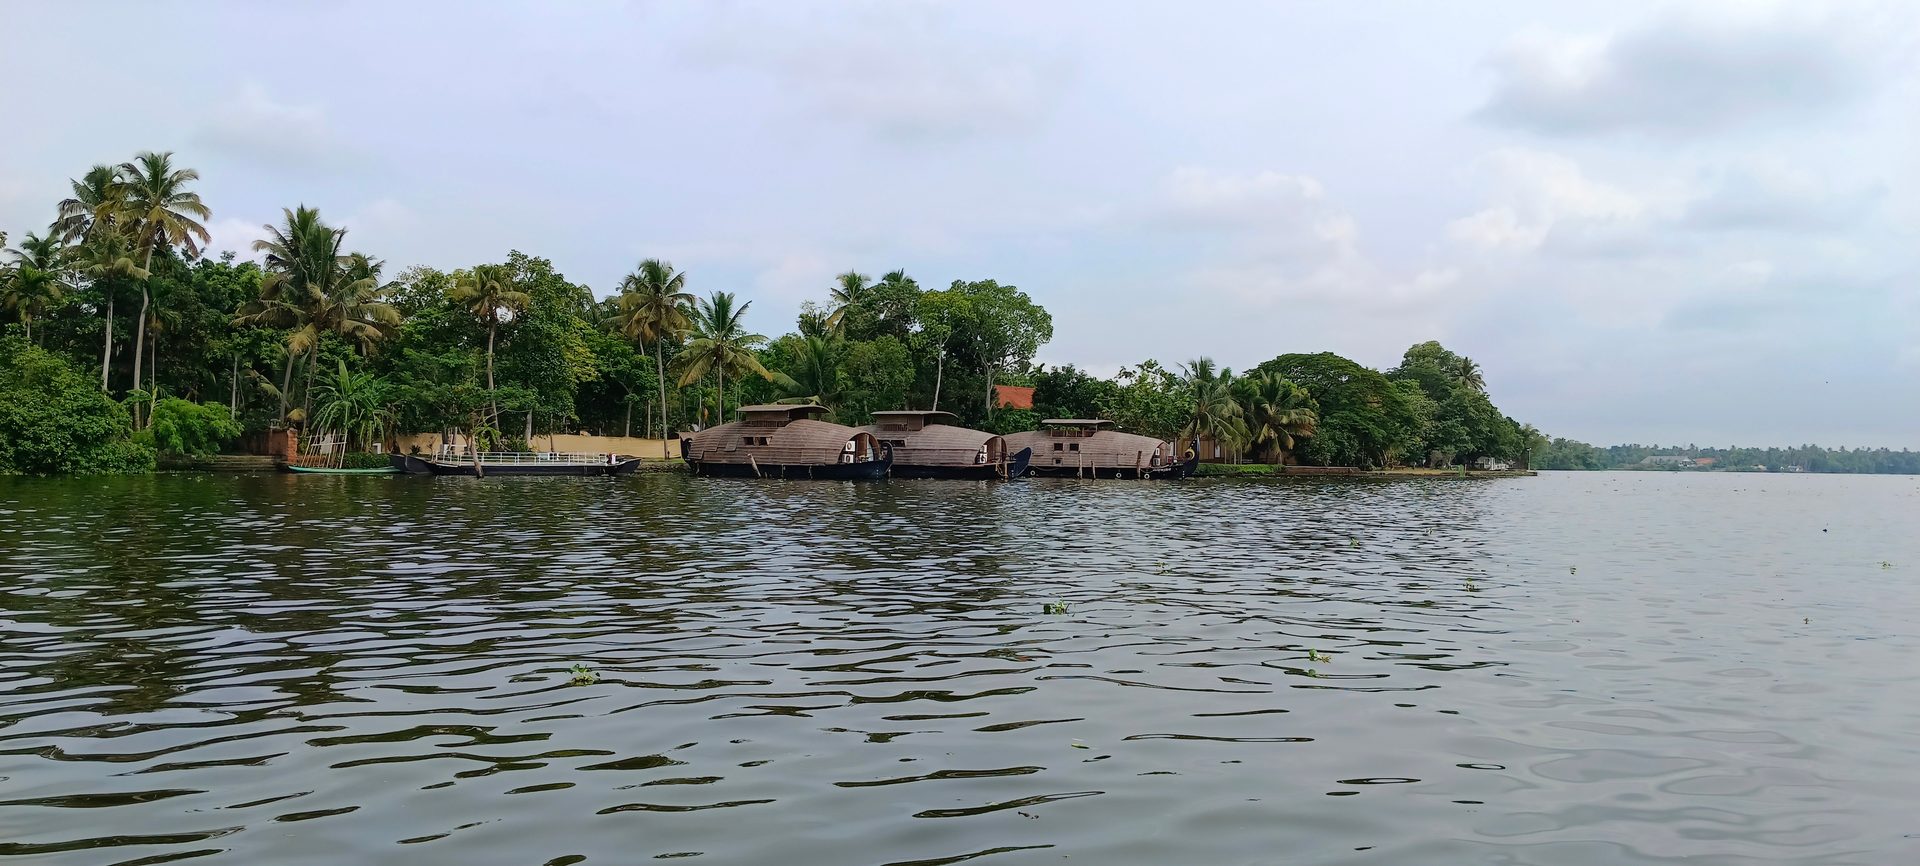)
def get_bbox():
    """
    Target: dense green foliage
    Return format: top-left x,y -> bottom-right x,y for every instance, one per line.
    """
145,398 -> 241,457
0,337 -> 154,474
